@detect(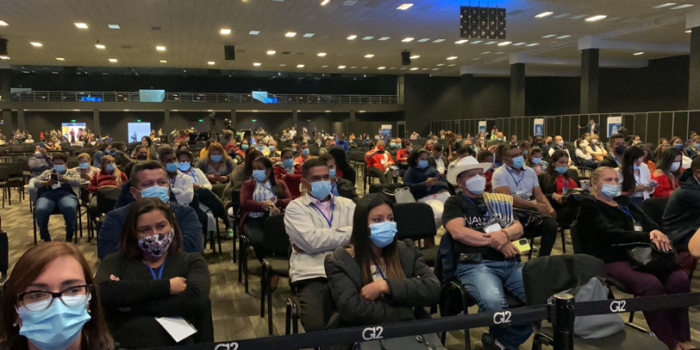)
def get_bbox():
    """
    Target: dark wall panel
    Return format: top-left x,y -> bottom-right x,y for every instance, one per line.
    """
525,77 -> 580,116
689,112 -> 700,138
467,77 -> 510,120
659,112 -> 674,140
648,113 -> 661,143
23,112 -> 95,139
635,113 -> 648,141
405,75 -> 462,134
673,111 -> 689,140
